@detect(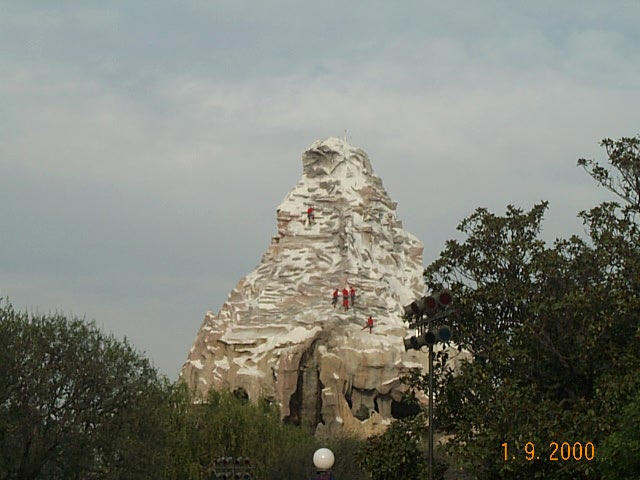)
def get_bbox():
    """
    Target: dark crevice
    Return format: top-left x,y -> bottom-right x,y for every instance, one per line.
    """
284,362 -> 305,427
283,337 -> 324,433
344,389 -> 353,409
316,367 -> 324,426
233,387 -> 249,404
391,398 -> 421,419
354,404 -> 370,421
